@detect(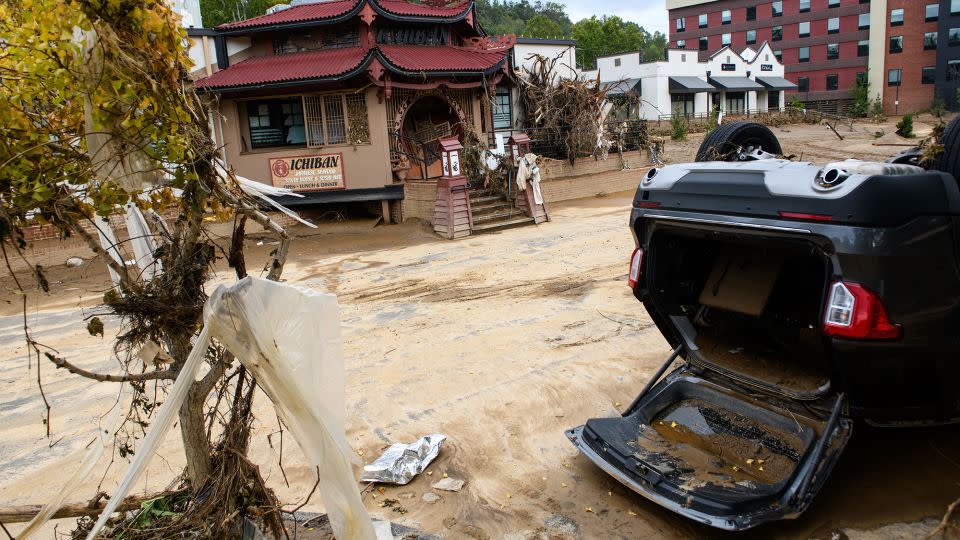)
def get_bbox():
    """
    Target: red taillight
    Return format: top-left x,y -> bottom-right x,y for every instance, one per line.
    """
779,211 -> 833,222
628,248 -> 645,289
635,201 -> 661,208
823,281 -> 901,340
